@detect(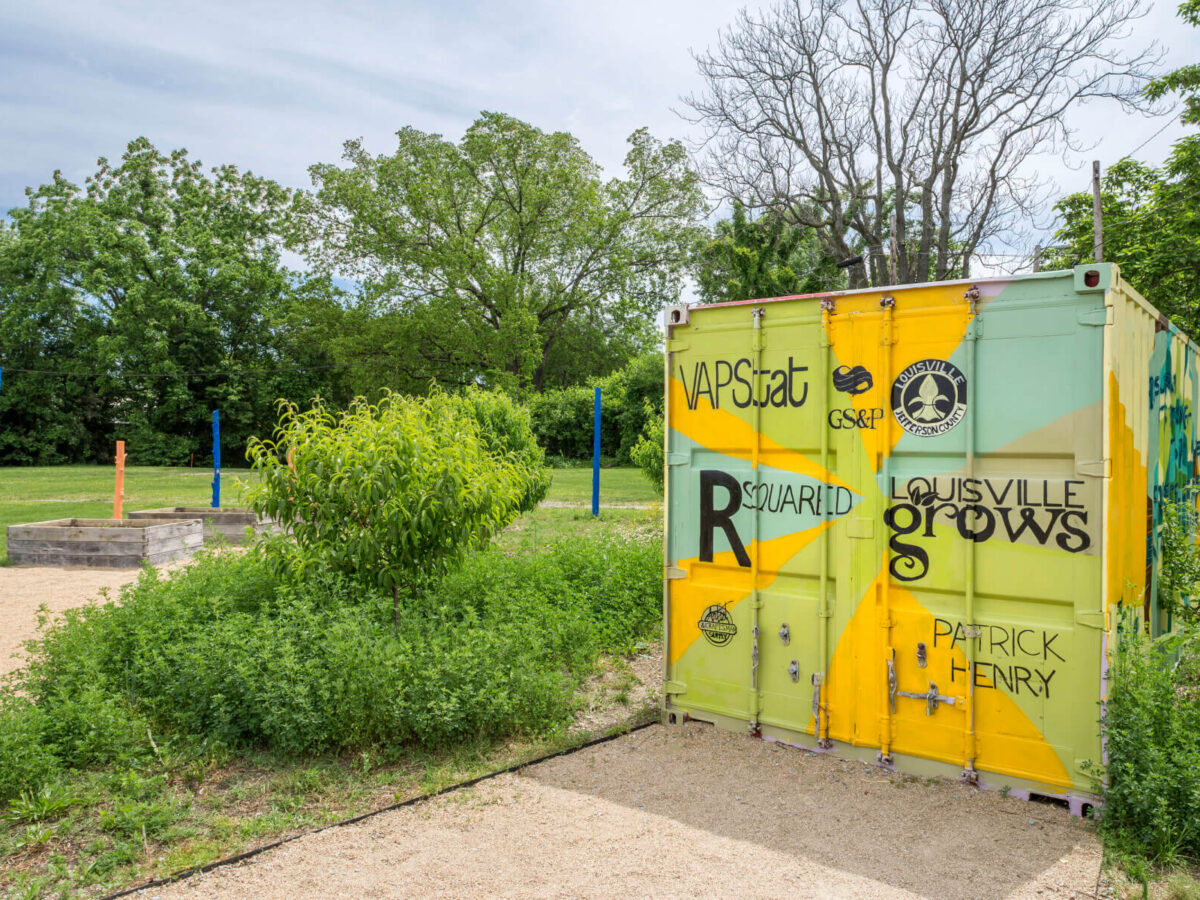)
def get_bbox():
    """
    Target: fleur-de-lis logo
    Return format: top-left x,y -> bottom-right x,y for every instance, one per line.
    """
907,374 -> 950,422
891,359 -> 968,437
